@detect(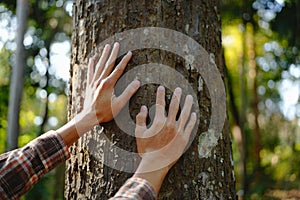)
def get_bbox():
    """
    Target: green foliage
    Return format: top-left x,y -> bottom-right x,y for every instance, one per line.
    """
271,0 -> 299,47
0,0 -> 299,199
222,0 -> 300,198
0,0 -> 71,199
0,48 -> 11,152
